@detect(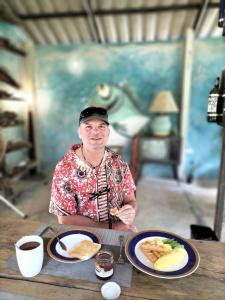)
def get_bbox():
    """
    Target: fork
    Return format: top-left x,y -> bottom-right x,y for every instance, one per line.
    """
117,235 -> 125,264
49,227 -> 67,252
